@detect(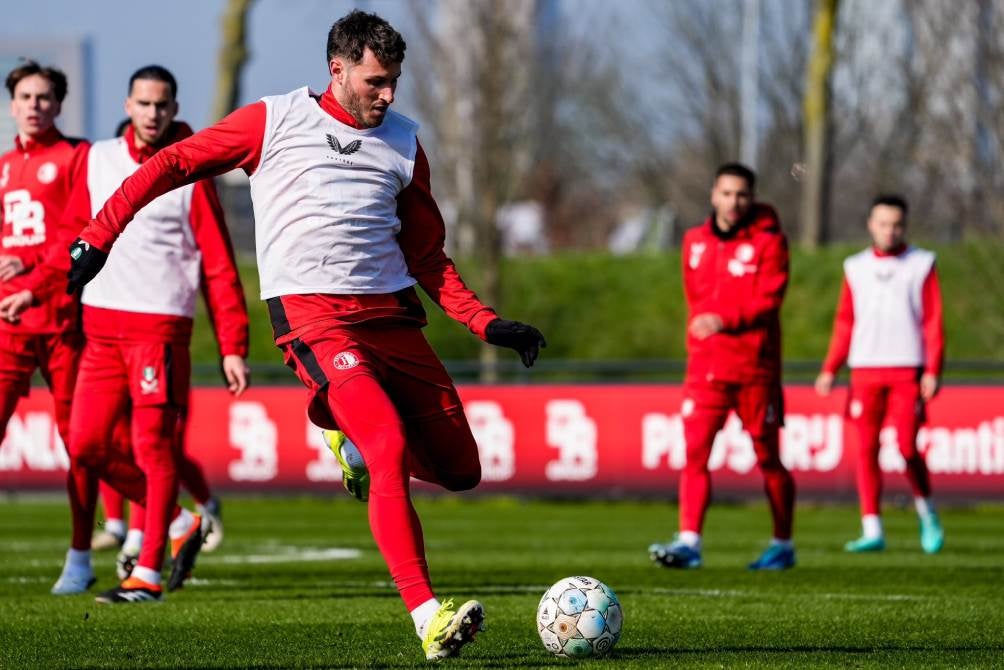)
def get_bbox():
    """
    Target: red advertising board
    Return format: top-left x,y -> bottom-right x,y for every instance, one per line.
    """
1,385 -> 1002,497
